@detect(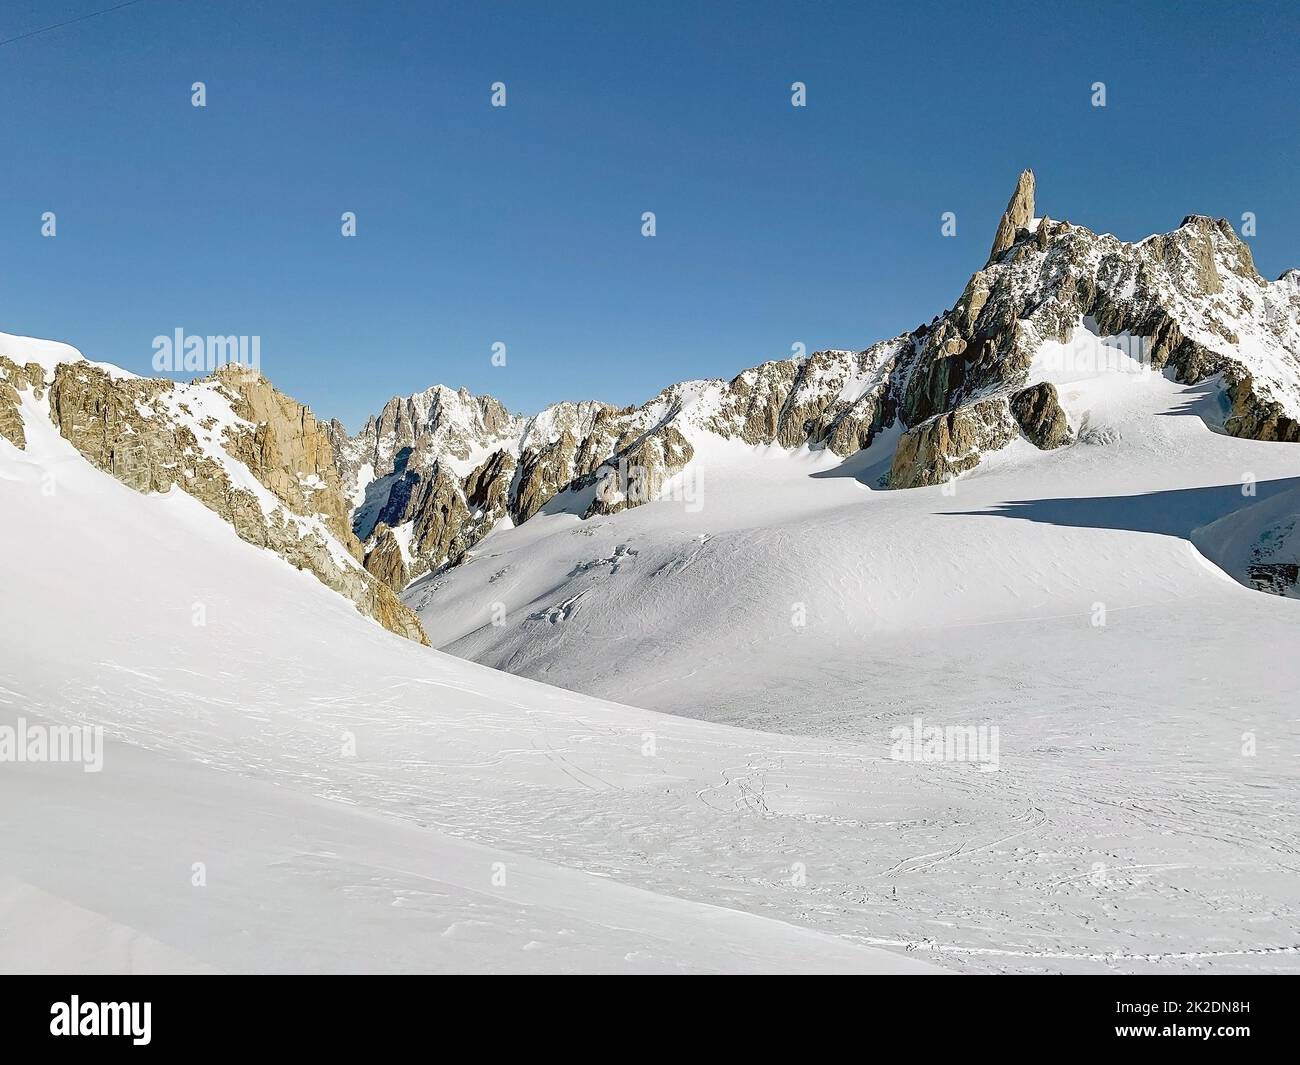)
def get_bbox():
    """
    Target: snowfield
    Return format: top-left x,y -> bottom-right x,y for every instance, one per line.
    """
3,328 -> 1299,973
409,354 -> 1300,973
1,374 -> 941,974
